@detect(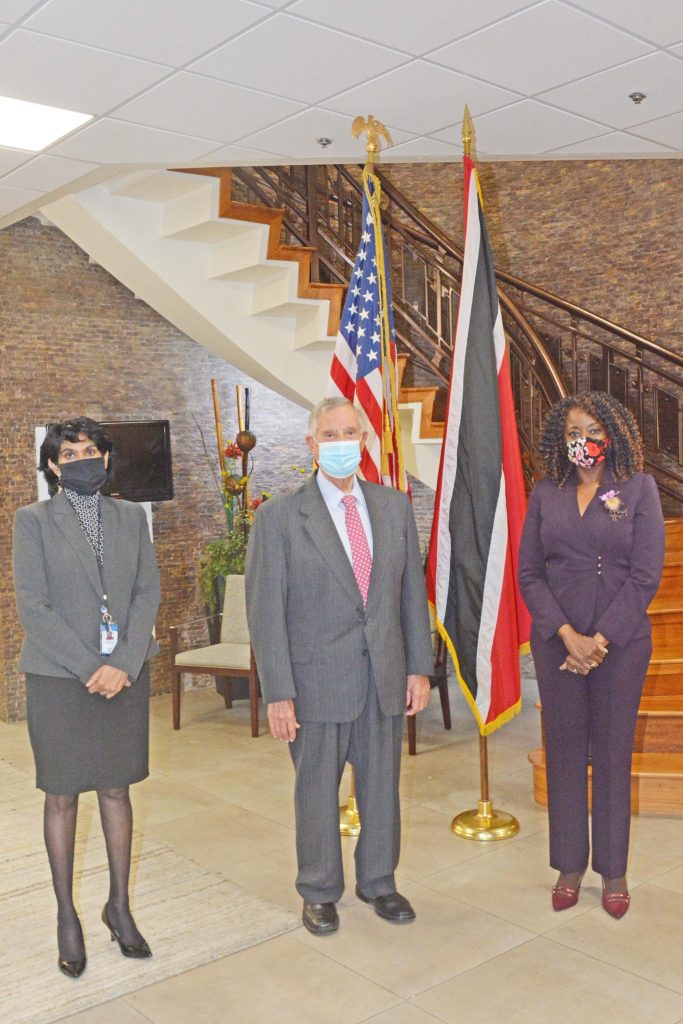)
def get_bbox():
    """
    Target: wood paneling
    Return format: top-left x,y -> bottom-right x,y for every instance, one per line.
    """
528,748 -> 683,816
